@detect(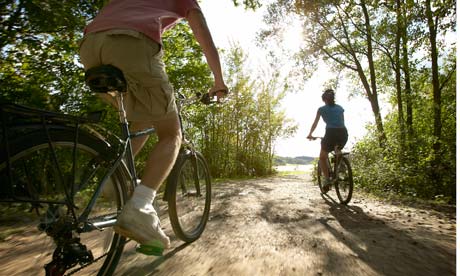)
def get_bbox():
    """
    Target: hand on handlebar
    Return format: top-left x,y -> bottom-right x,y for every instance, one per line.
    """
209,84 -> 229,103
307,135 -> 322,140
200,88 -> 229,105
